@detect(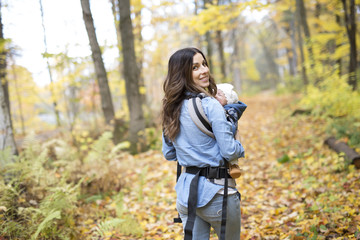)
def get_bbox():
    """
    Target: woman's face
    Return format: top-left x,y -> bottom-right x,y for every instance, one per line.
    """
192,53 -> 209,89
